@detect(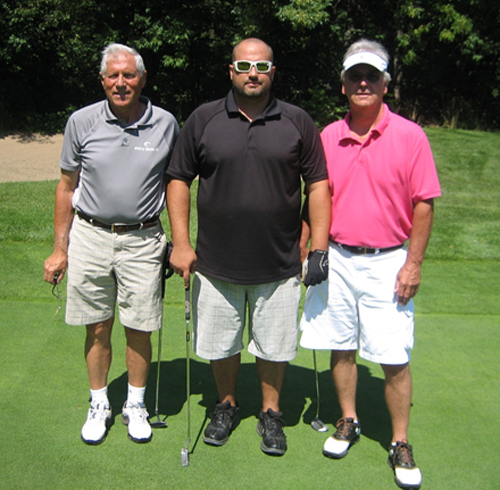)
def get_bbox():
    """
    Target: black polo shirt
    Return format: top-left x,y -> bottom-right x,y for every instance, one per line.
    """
167,90 -> 327,284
